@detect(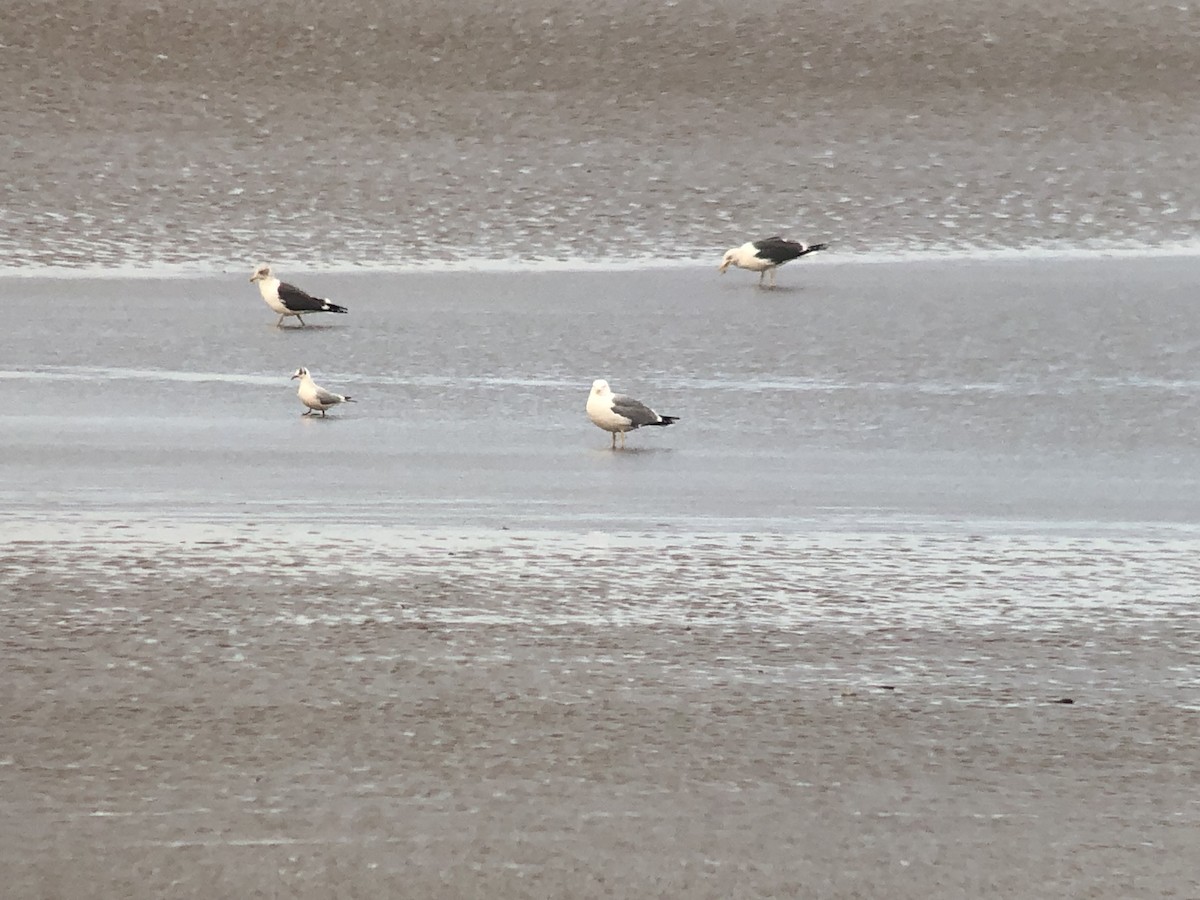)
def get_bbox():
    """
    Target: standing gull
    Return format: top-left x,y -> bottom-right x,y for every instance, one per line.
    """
291,367 -> 355,417
586,379 -> 678,449
718,236 -> 828,288
250,264 -> 349,326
